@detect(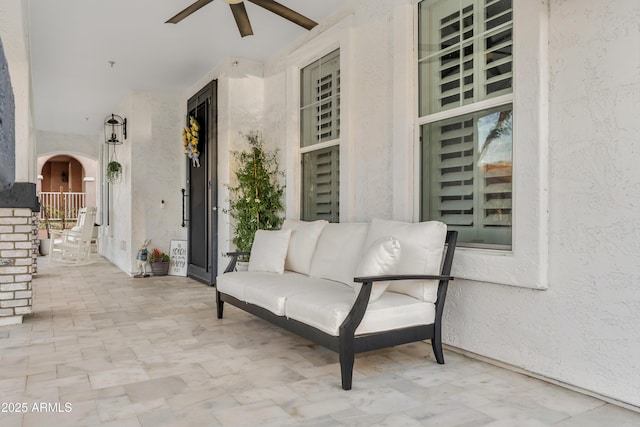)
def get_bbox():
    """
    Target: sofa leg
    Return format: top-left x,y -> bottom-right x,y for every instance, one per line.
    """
339,335 -> 355,390
216,292 -> 224,319
339,354 -> 354,390
432,328 -> 445,364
